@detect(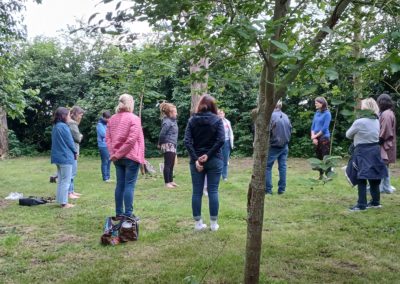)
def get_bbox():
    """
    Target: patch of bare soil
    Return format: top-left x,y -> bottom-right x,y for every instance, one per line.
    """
0,200 -> 10,209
